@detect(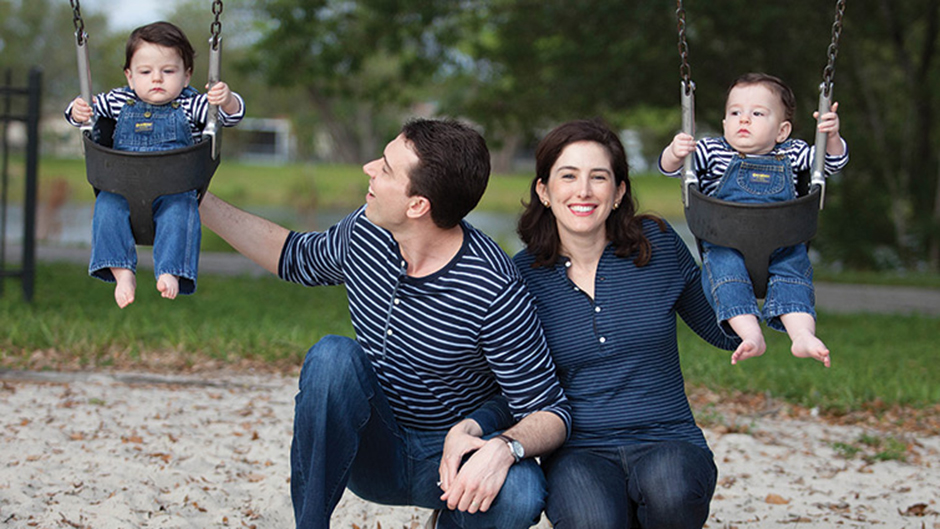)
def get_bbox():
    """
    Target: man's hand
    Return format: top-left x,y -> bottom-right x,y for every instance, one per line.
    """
440,437 -> 515,514
438,419 -> 486,492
